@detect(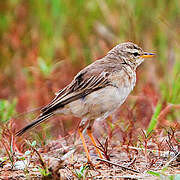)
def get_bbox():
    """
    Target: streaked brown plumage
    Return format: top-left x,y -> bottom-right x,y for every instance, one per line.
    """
16,42 -> 155,162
